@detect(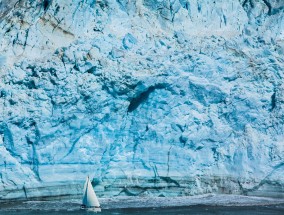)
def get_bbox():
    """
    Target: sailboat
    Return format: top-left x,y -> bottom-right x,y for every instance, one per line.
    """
81,176 -> 101,212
